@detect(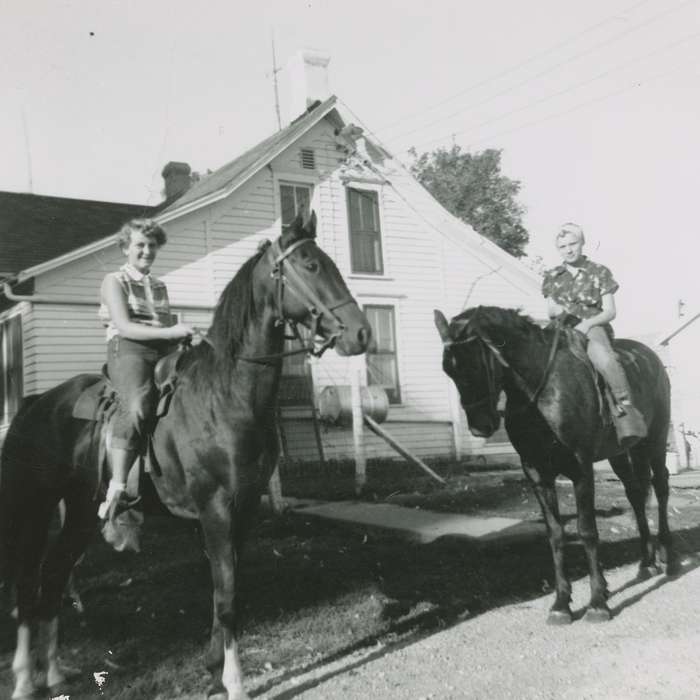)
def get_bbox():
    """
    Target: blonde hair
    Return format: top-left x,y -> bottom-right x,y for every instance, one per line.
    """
555,222 -> 585,245
117,219 -> 167,250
